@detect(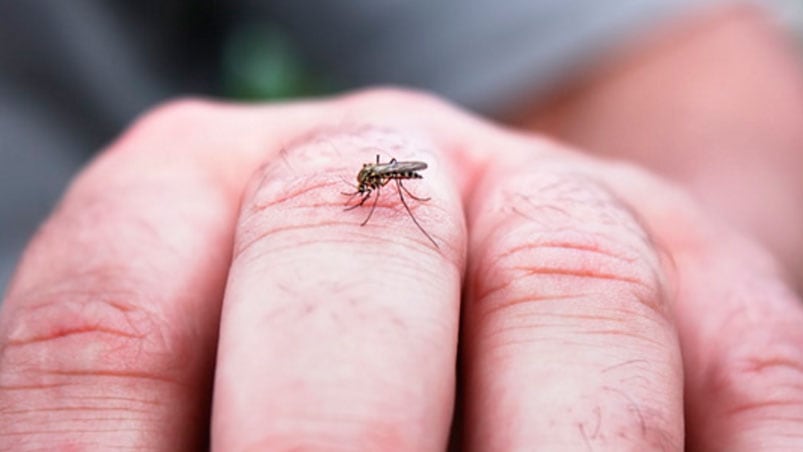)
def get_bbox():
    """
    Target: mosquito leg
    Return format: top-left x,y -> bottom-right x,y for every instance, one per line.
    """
340,173 -> 366,209
357,189 -> 373,207
398,179 -> 430,202
361,187 -> 381,226
341,190 -> 361,206
340,175 -> 359,196
345,190 -> 372,211
395,179 -> 438,248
